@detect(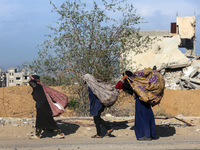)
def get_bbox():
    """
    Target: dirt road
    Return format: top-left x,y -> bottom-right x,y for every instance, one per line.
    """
0,116 -> 200,150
